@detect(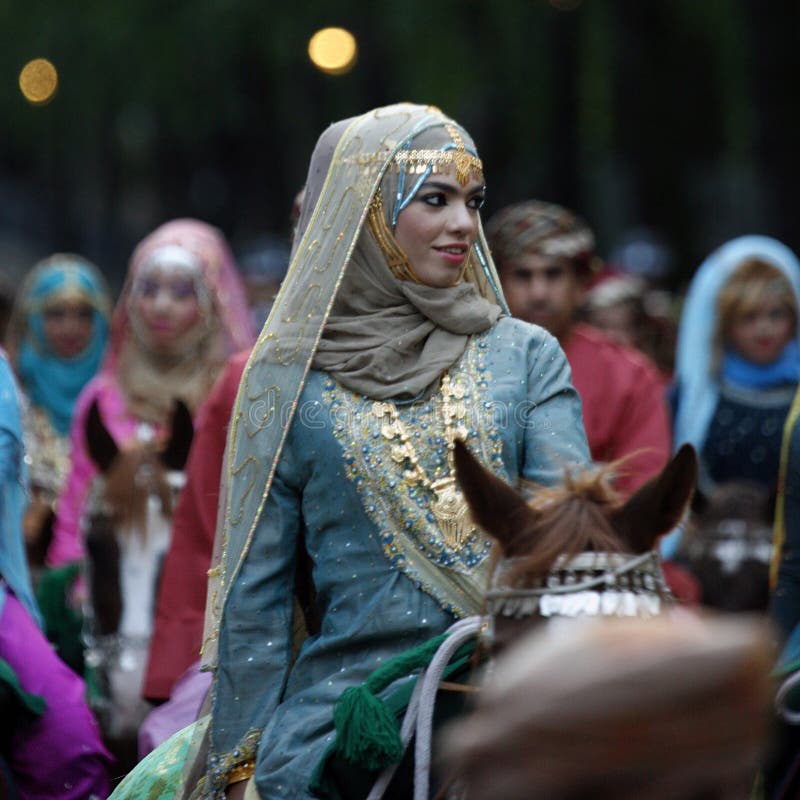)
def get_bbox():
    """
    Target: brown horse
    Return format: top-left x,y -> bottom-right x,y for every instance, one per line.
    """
441,441 -> 772,800
82,399 -> 193,745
